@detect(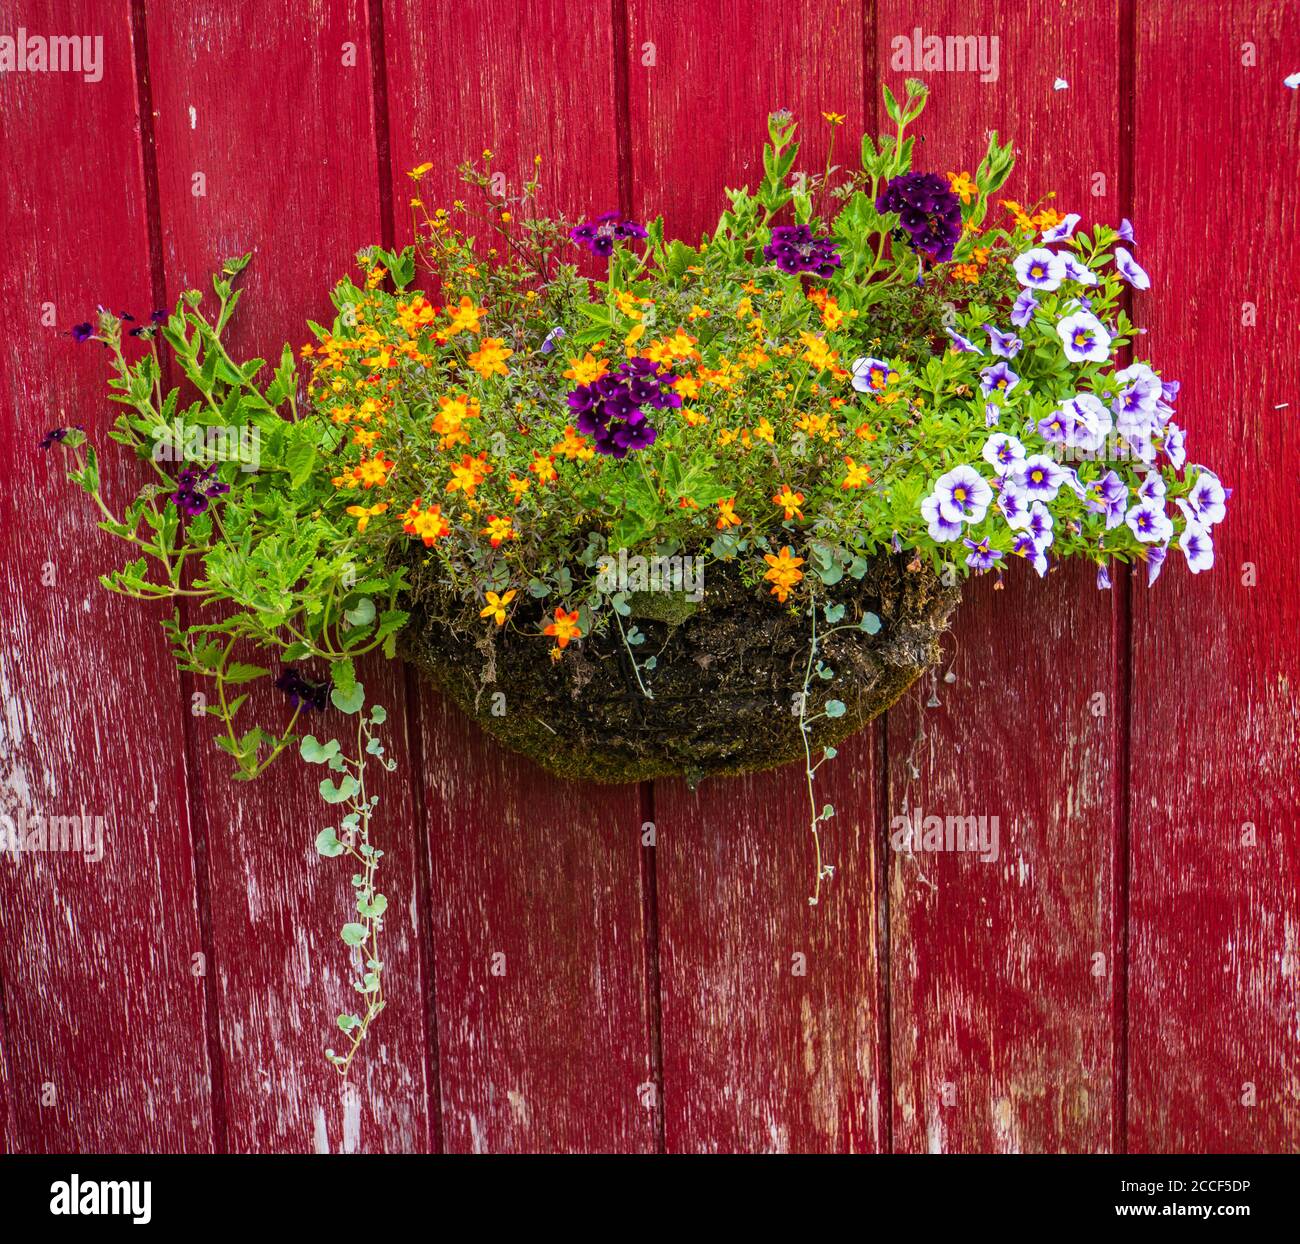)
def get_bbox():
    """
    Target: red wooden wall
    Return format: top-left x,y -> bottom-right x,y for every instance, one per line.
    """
1,0 -> 1296,1154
